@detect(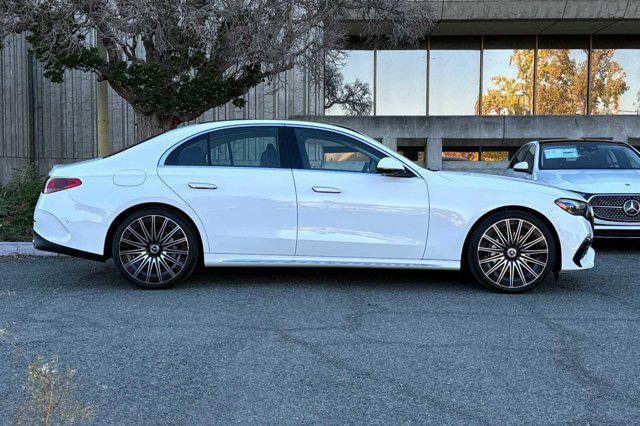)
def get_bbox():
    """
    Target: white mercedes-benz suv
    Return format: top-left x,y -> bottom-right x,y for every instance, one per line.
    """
504,139 -> 640,238
34,120 -> 594,292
